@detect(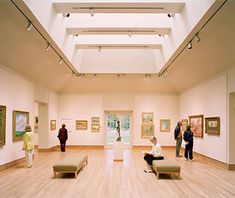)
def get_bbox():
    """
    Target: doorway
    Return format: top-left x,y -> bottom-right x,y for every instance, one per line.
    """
105,111 -> 132,147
